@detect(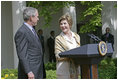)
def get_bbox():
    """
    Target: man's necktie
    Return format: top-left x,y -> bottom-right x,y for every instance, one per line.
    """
32,28 -> 39,39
